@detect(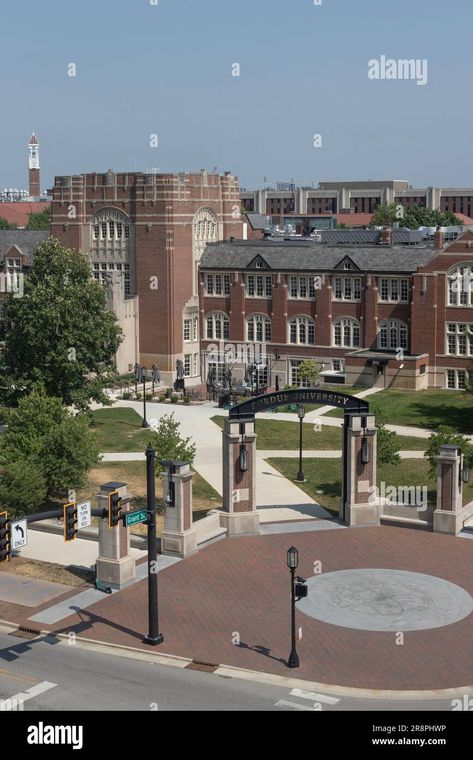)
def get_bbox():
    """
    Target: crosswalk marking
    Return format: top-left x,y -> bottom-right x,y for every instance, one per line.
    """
7,681 -> 57,705
290,688 -> 340,705
274,699 -> 320,711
